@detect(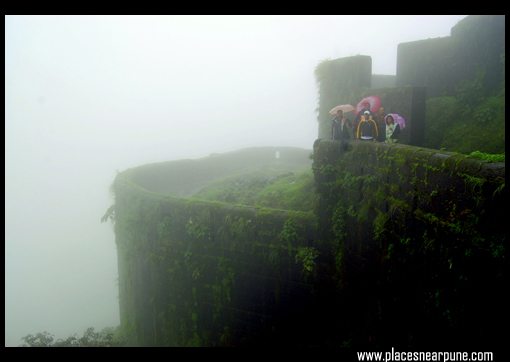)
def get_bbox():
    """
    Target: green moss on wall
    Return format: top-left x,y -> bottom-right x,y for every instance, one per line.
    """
113,170 -> 319,346
192,169 -> 315,212
424,71 -> 505,154
313,139 -> 505,347
109,134 -> 504,347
